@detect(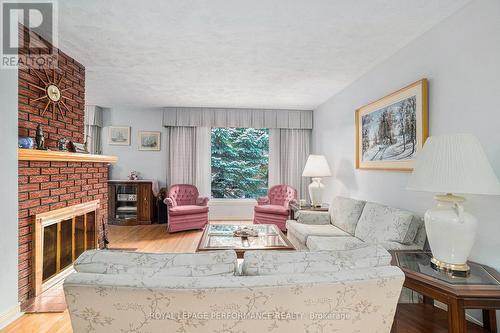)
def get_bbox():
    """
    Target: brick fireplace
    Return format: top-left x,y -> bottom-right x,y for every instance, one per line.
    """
17,26 -> 116,304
